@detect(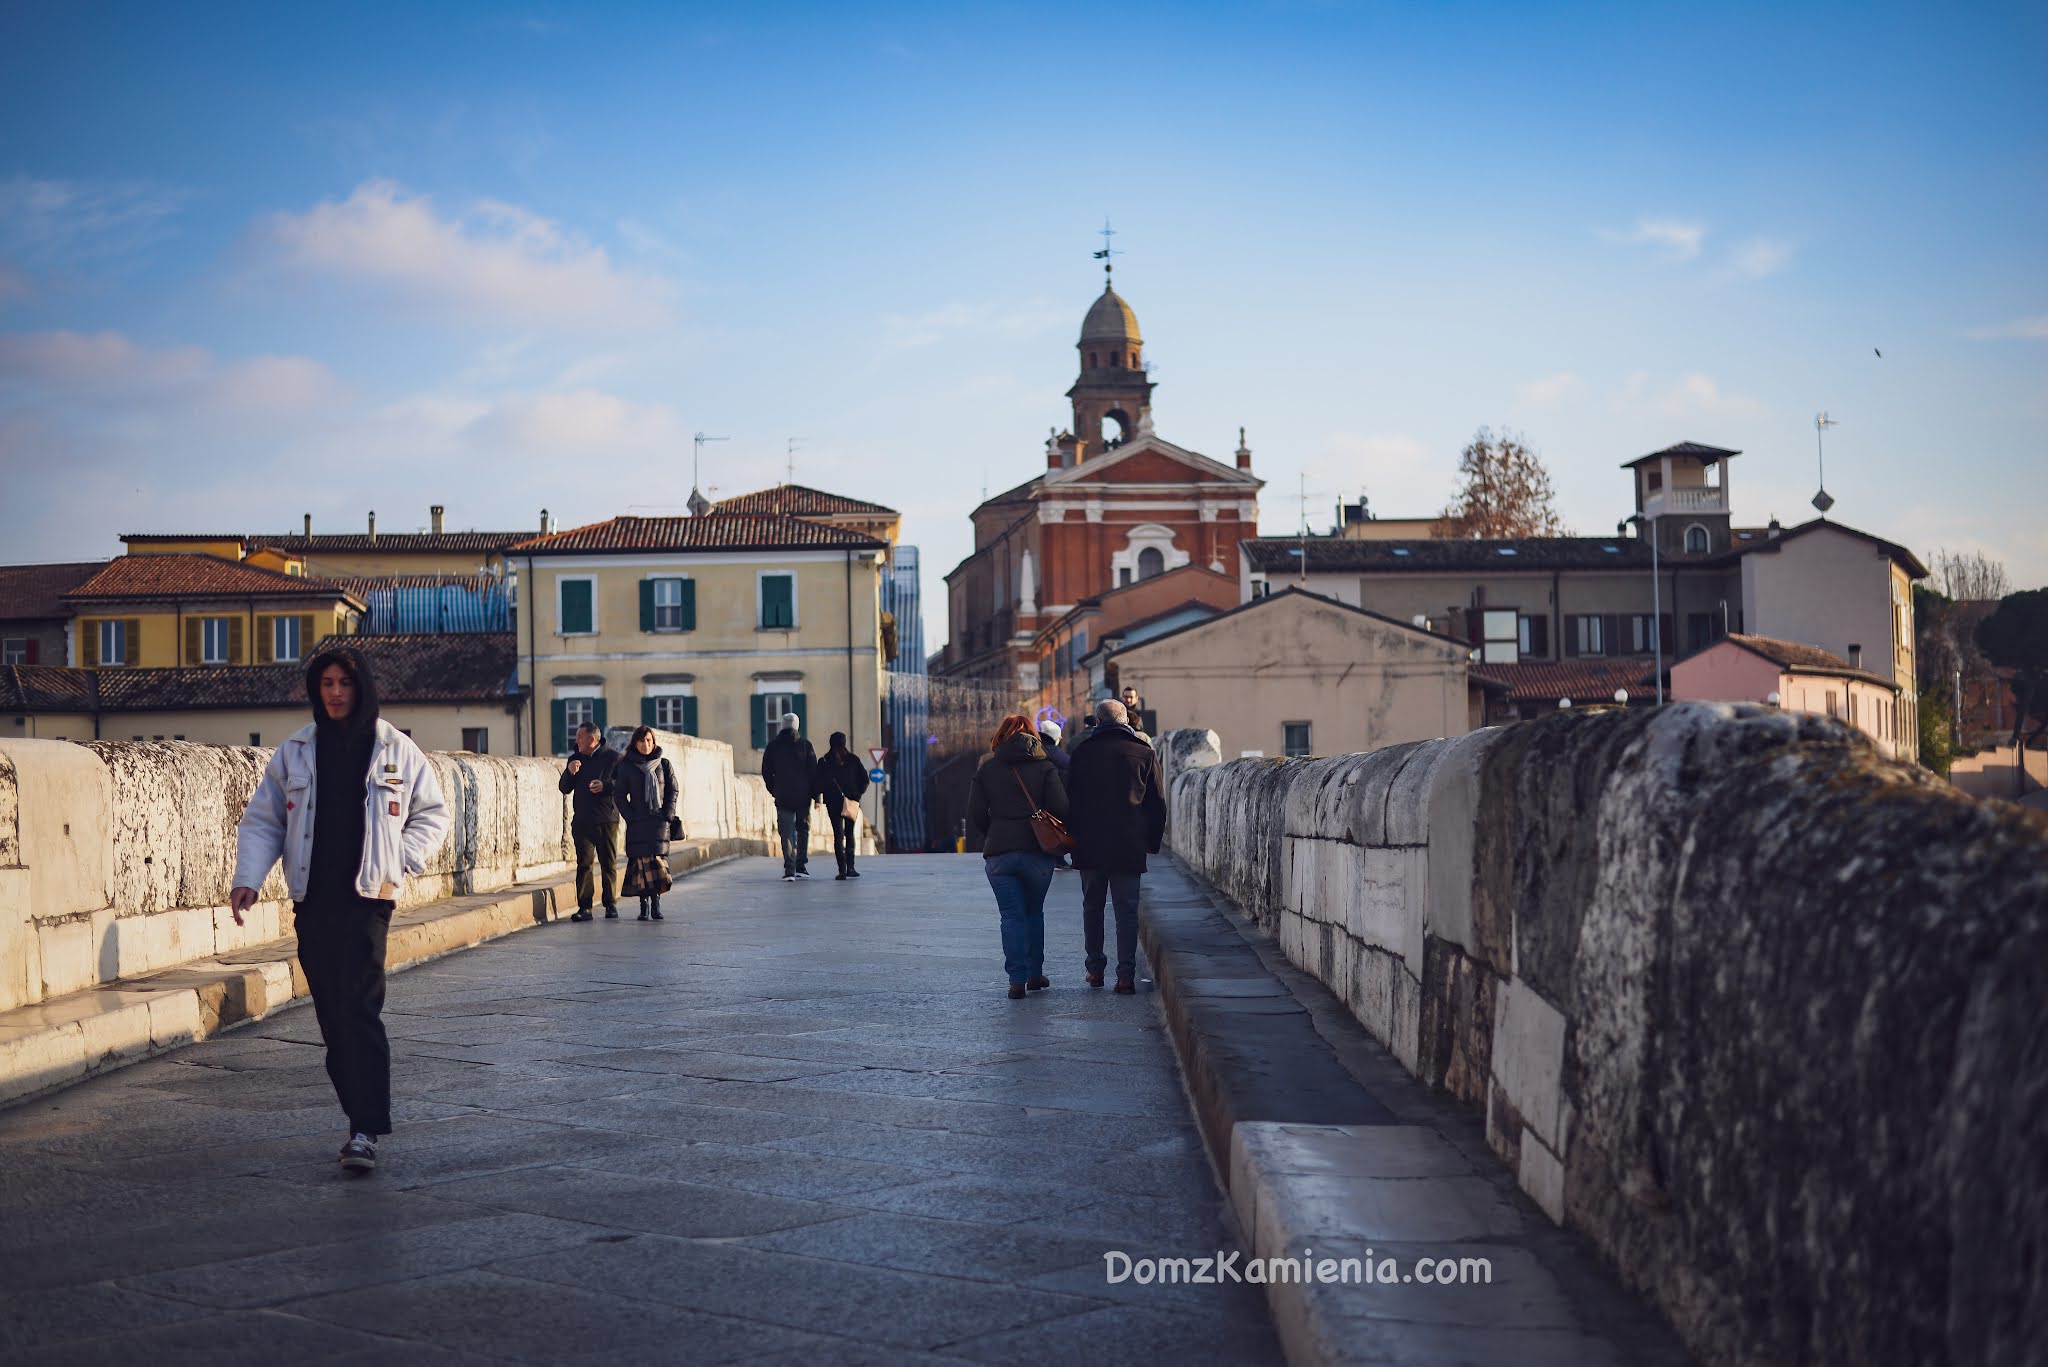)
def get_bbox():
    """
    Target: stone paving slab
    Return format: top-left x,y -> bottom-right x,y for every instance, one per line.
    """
1142,855 -> 1693,1366
0,854 -> 1282,1363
